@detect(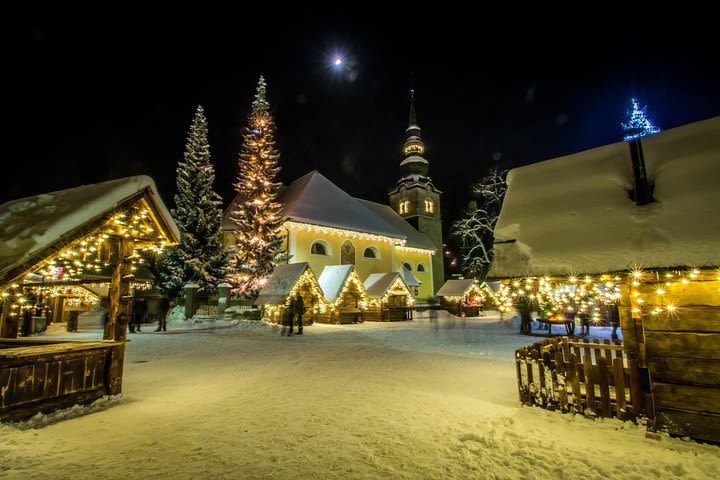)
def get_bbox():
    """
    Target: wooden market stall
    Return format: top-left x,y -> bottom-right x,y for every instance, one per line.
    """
0,175 -> 179,421
363,272 -> 414,321
317,265 -> 369,324
436,279 -> 490,317
487,116 -> 720,442
254,262 -> 325,326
